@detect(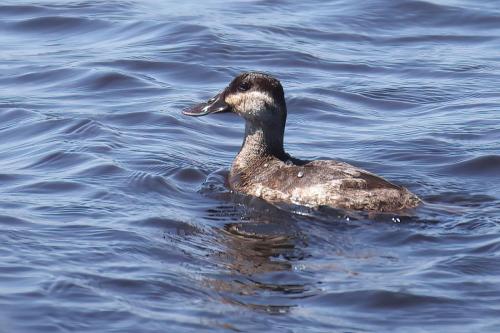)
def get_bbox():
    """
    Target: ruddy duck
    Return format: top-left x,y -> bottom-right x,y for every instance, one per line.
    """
183,72 -> 420,212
